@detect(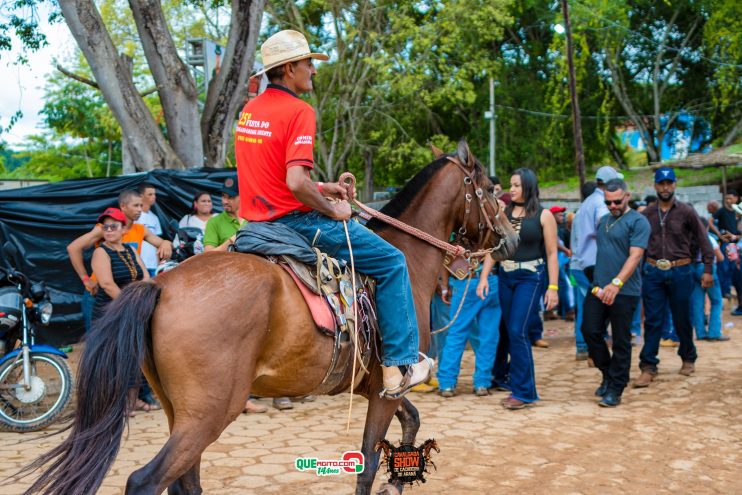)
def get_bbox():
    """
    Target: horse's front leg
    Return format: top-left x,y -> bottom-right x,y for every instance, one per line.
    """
378,397 -> 421,494
355,388 -> 403,495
